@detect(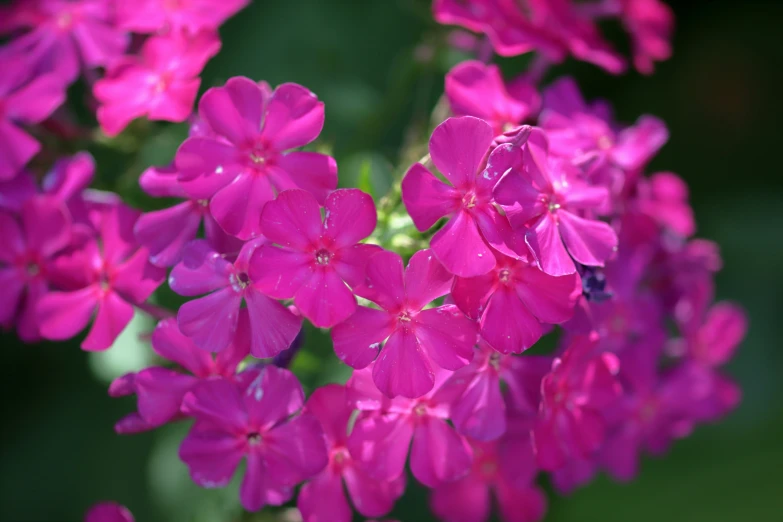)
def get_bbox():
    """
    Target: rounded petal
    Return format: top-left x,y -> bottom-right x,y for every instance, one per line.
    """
245,290 -> 302,358
21,196 -> 71,257
373,330 -> 435,399
401,163 -> 460,231
514,265 -> 580,324
298,471 -> 352,522
249,245 -> 311,300
81,291 -> 135,351
260,83 -> 325,151
480,288 -> 542,354
526,214 -> 574,276
294,268 -> 357,328
331,306 -> 394,369
134,202 -> 201,267
429,116 -> 494,189
323,188 -> 377,248
431,475 -> 490,522
343,464 -> 405,518
150,317 -> 213,375
210,173 -> 275,240
273,151 -> 337,205
359,250 -> 405,311
260,189 -> 323,250
169,240 -> 232,297
415,306 -> 477,370
179,426 -> 244,489
410,417 -> 472,487
198,76 -> 264,146
405,249 -> 456,310
431,210 -> 495,277
241,365 -> 305,430
177,288 -> 242,352
37,286 -> 100,343
557,210 -> 618,268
